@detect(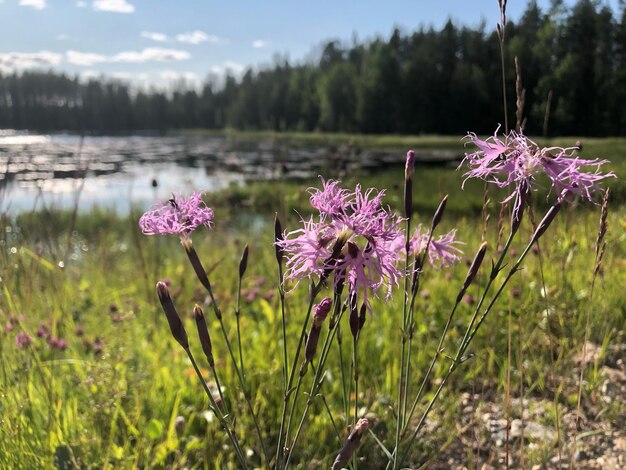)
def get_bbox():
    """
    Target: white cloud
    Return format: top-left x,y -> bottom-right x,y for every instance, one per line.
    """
210,61 -> 245,77
0,51 -> 62,72
176,30 -> 223,45
141,31 -> 167,42
93,0 -> 134,13
19,0 -> 46,10
252,40 -> 270,49
66,50 -> 107,66
65,48 -> 190,66
76,1 -> 87,7
113,48 -> 190,63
